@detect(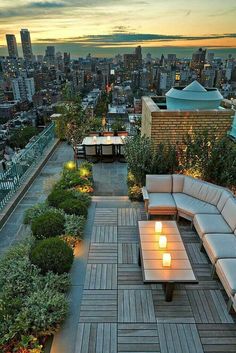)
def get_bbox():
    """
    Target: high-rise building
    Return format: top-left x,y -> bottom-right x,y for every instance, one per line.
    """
124,46 -> 142,71
190,48 -> 206,71
20,29 -> 33,62
44,46 -> 55,66
6,34 -> 18,58
12,76 -> 35,102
